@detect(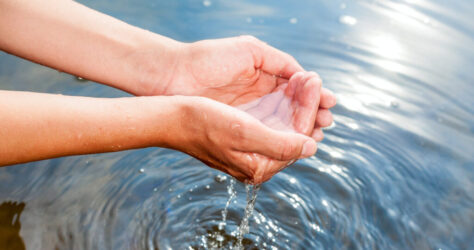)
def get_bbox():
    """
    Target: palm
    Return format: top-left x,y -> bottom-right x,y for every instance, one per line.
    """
237,73 -> 320,136
230,74 -> 321,183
